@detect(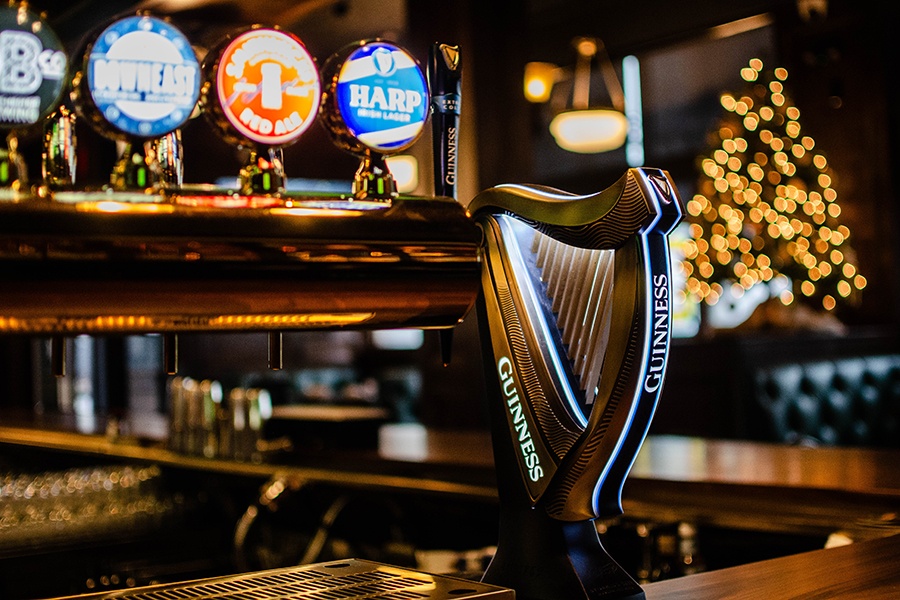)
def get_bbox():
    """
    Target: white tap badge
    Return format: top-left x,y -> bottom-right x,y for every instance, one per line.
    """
87,15 -> 199,138
0,4 -> 67,128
